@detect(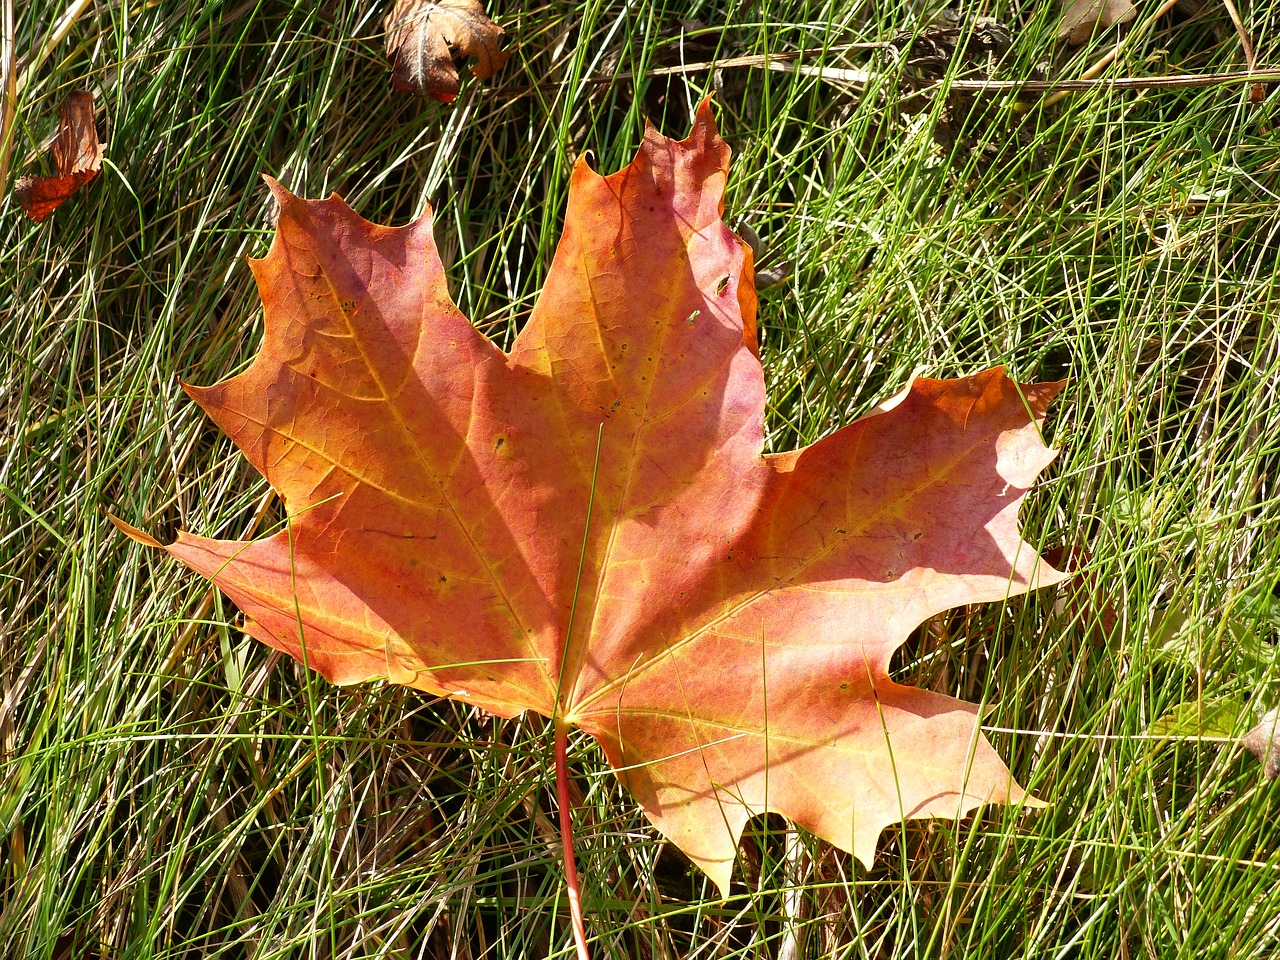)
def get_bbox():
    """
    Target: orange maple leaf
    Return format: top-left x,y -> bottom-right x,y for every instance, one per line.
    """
116,102 -> 1065,894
